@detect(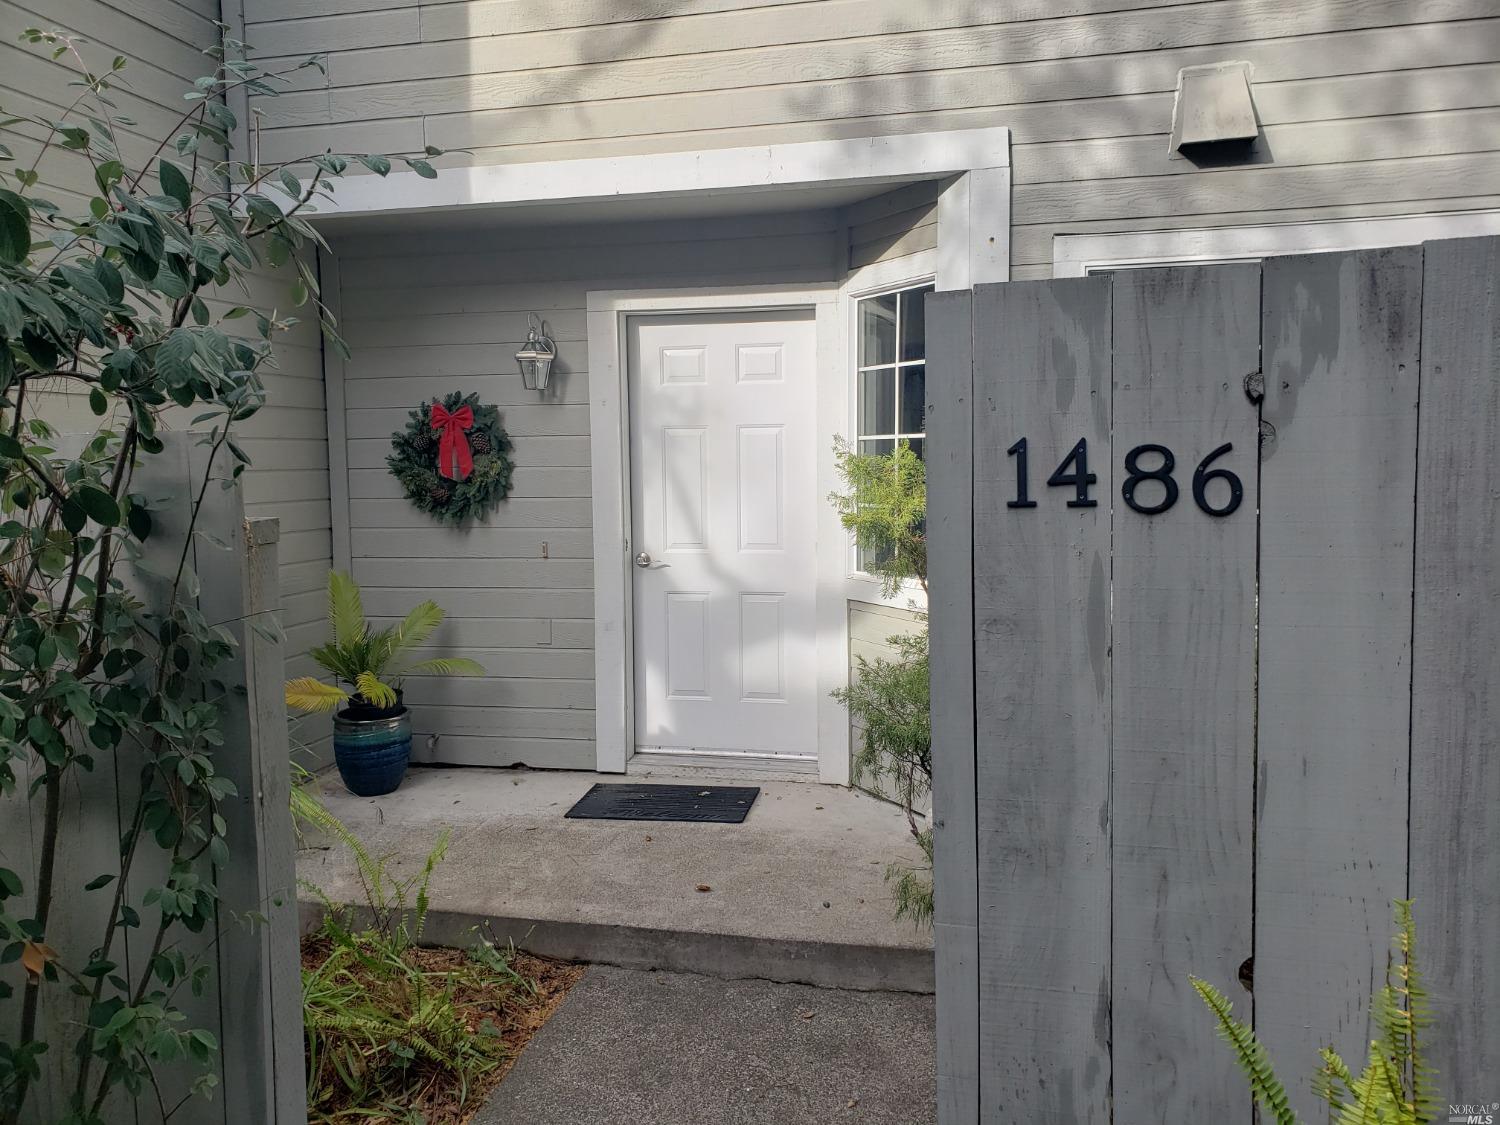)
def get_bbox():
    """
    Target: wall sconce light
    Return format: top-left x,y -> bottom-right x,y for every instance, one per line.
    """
516,316 -> 556,391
